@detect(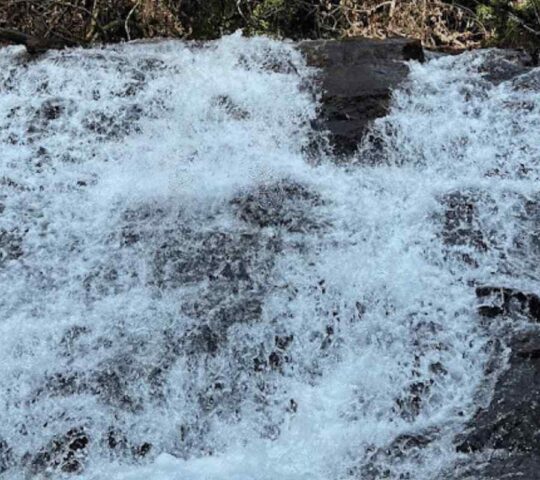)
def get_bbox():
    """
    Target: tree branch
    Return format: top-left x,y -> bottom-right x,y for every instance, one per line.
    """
0,27 -> 81,53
